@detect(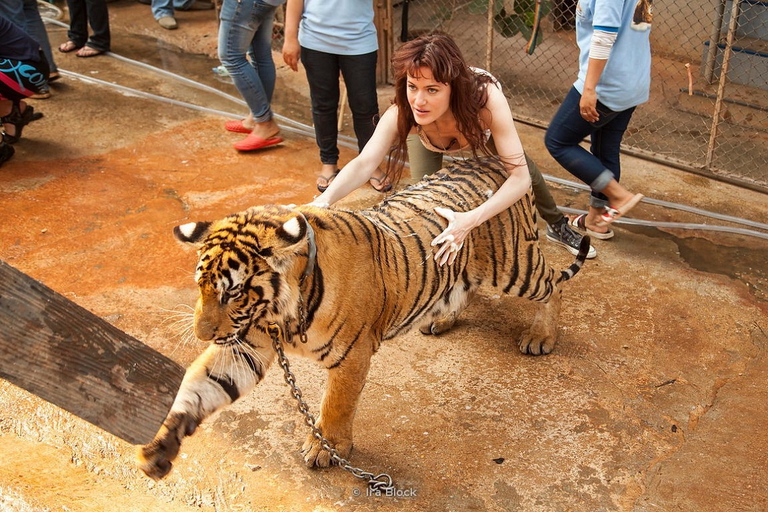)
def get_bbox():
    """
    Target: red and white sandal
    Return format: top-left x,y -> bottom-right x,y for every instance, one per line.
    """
598,193 -> 644,226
